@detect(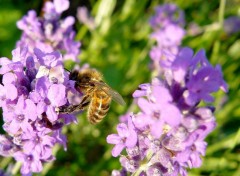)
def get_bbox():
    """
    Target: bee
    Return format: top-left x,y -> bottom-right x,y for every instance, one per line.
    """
59,68 -> 125,124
